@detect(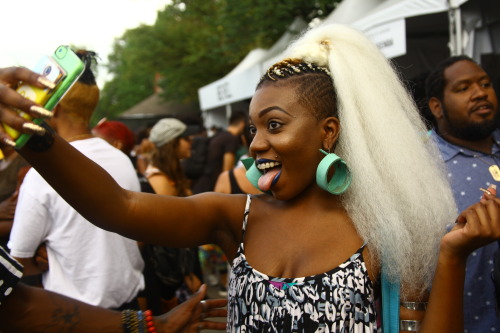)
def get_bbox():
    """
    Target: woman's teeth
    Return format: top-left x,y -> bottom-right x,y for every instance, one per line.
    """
257,161 -> 281,171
